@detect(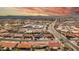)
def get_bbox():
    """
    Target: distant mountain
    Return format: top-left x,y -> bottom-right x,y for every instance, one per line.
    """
0,15 -> 79,20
